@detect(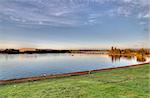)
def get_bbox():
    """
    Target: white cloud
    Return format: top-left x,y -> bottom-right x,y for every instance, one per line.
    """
138,12 -> 150,19
143,12 -> 150,18
123,0 -> 132,3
